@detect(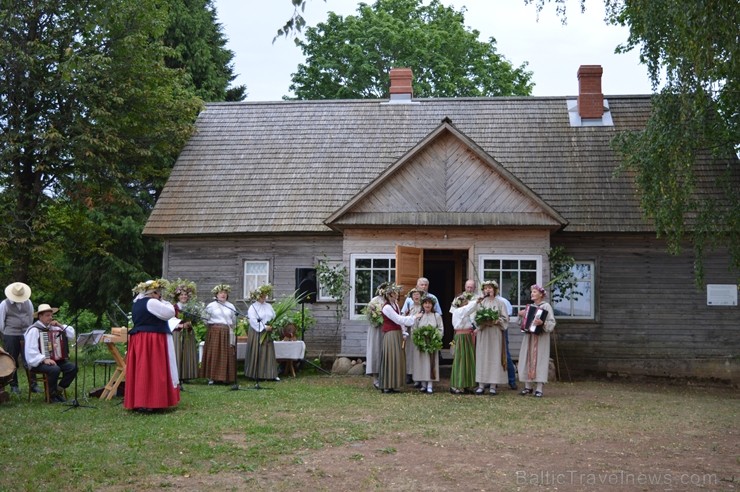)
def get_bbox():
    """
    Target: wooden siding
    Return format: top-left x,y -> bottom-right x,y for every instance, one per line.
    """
552,233 -> 738,382
163,235 -> 344,354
